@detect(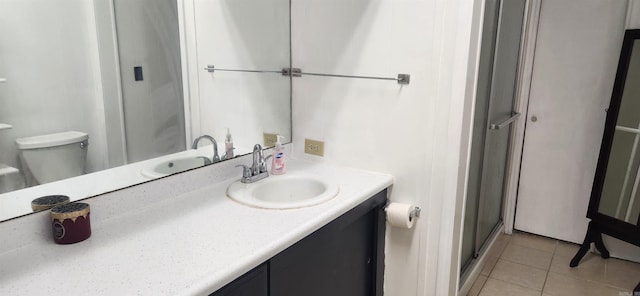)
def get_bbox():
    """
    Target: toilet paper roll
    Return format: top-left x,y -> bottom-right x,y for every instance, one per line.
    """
386,202 -> 416,229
